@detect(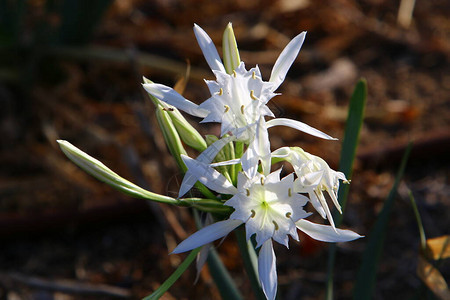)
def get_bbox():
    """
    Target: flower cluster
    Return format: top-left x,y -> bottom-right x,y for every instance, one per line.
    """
144,23 -> 362,300
58,22 -> 361,300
